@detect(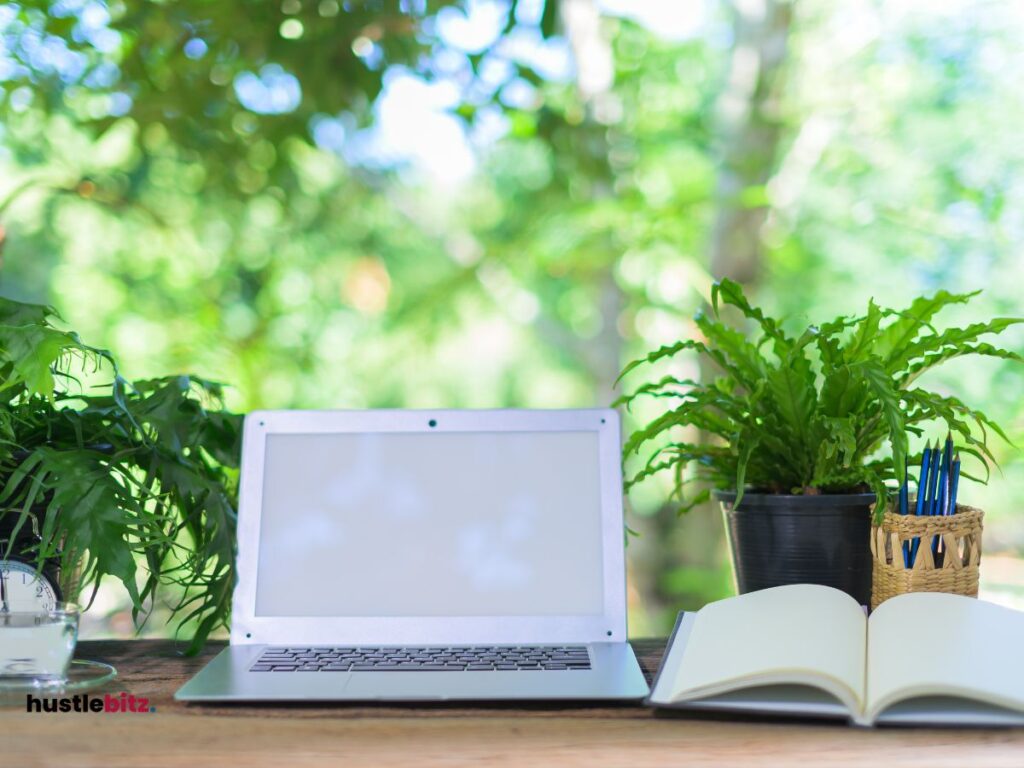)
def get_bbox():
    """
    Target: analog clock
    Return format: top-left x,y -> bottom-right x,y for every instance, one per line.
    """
0,559 -> 61,611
